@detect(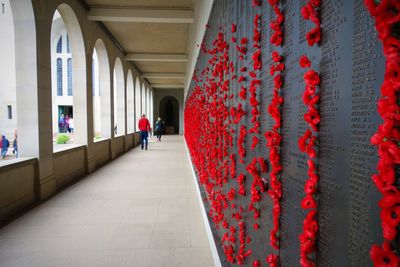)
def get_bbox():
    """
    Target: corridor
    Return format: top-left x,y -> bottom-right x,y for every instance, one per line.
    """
0,136 -> 214,267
